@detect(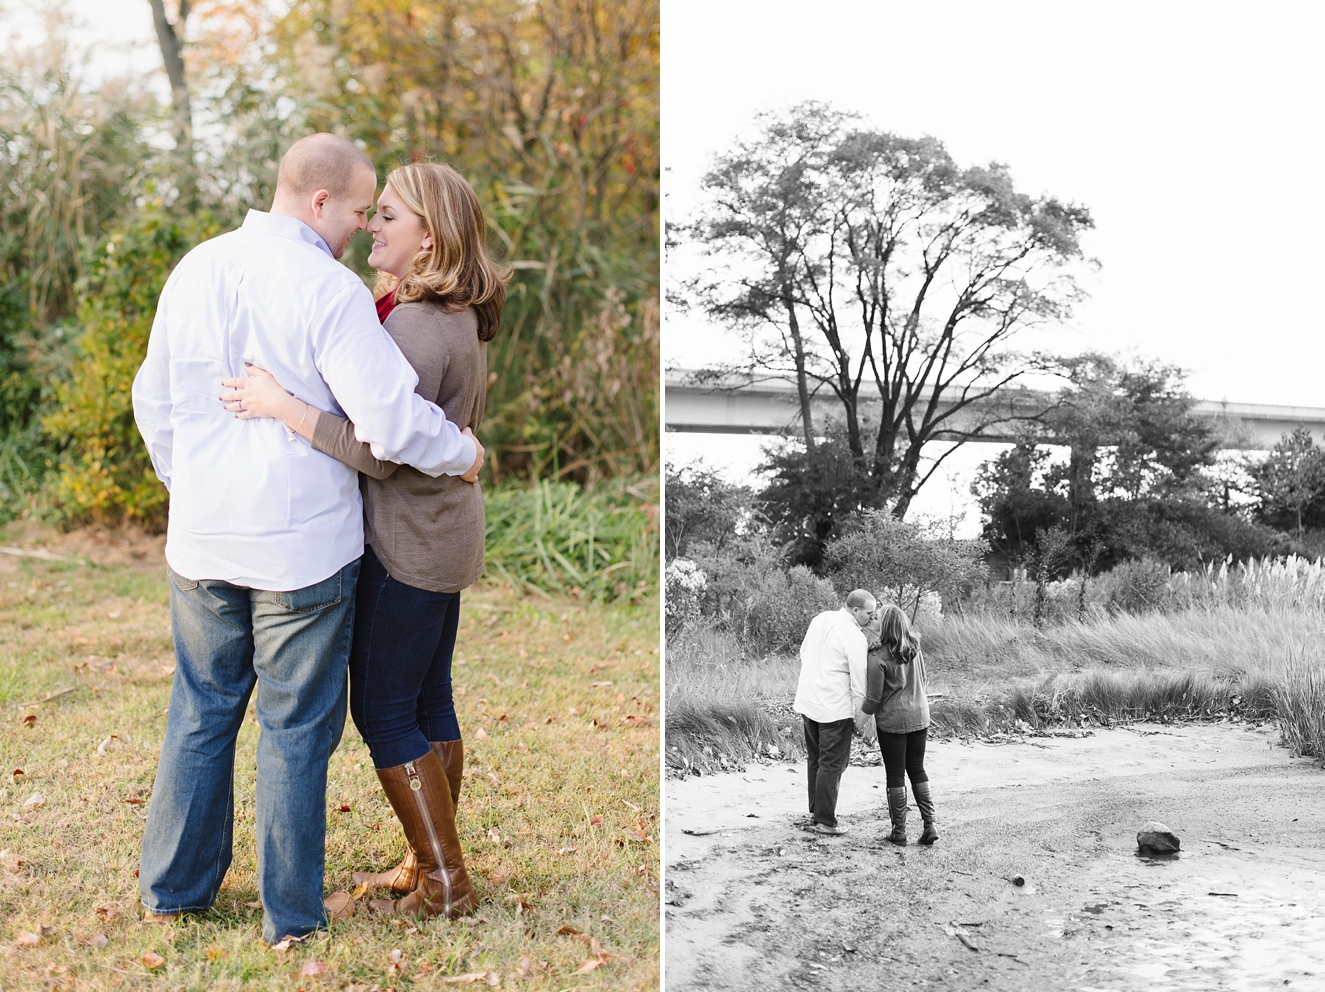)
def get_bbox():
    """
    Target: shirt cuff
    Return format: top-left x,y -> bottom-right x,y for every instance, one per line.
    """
444,434 -> 479,477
